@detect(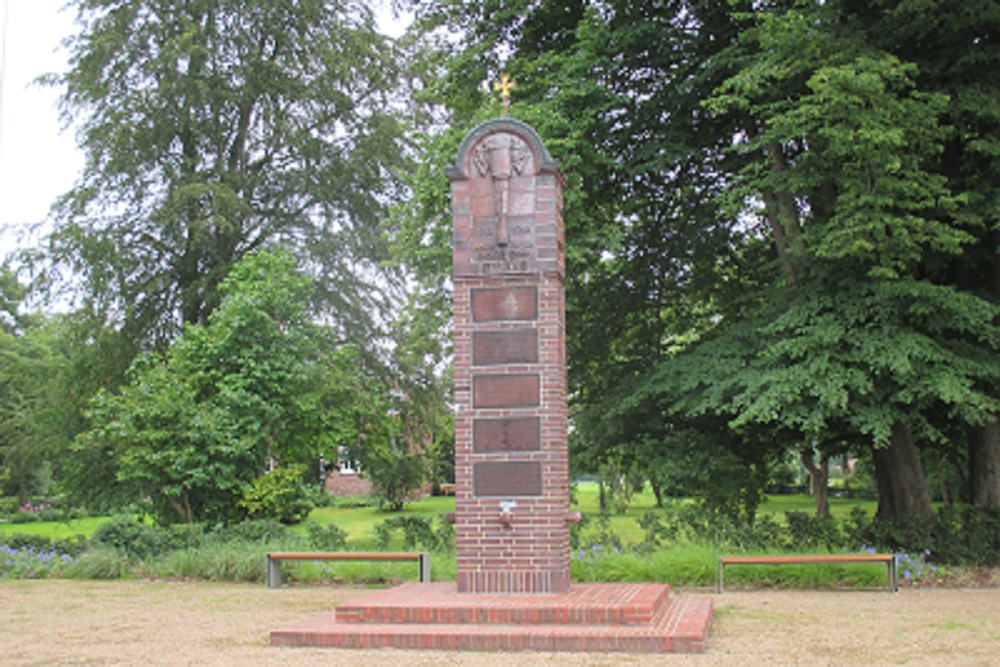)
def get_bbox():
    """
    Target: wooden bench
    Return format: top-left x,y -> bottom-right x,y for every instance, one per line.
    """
717,553 -> 897,593
266,552 -> 431,588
